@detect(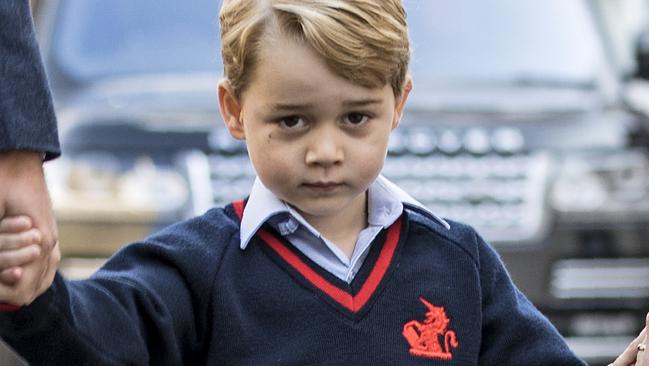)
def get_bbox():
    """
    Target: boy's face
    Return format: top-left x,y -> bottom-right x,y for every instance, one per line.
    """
219,35 -> 410,226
